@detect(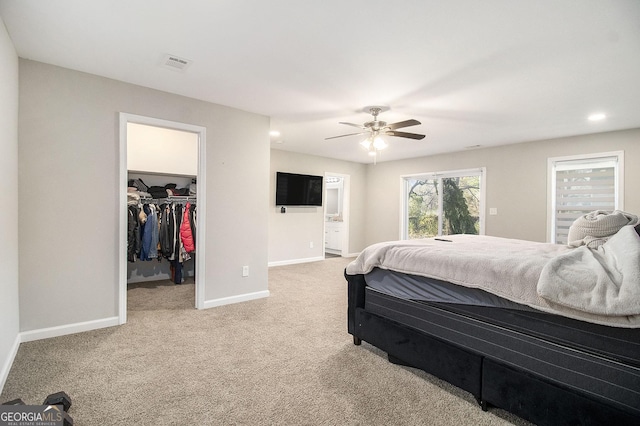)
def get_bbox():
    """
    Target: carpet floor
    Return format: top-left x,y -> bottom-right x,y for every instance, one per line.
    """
1,257 -> 529,425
